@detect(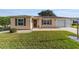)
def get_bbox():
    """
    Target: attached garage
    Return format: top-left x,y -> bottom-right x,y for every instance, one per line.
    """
56,18 -> 74,28
65,19 -> 73,27
56,19 -> 65,28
